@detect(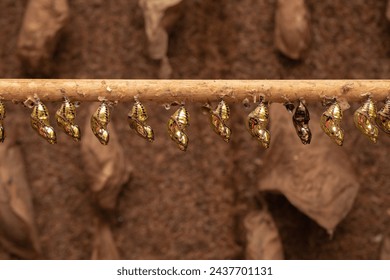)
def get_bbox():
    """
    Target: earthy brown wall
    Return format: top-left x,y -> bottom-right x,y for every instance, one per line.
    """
0,0 -> 389,259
